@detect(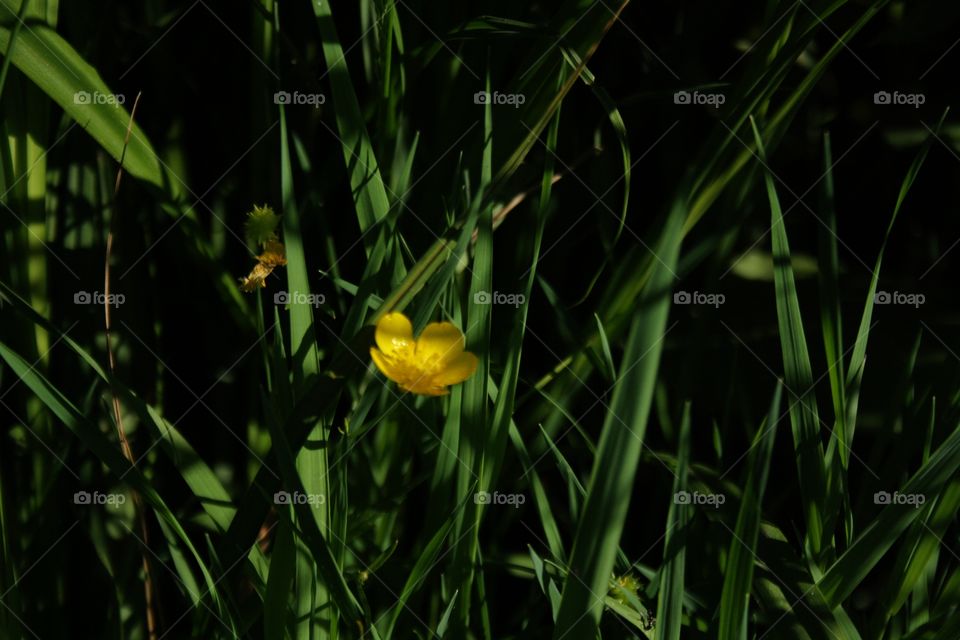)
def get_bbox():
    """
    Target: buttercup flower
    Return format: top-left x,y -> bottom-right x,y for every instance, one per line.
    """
370,312 -> 478,396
